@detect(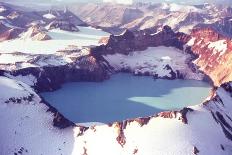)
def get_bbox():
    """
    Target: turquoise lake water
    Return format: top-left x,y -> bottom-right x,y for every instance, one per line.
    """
41,73 -> 211,124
